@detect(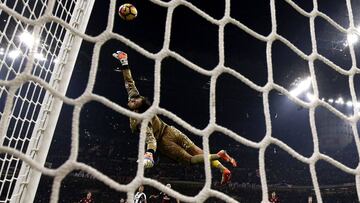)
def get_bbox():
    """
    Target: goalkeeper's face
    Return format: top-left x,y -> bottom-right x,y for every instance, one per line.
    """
128,97 -> 143,110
